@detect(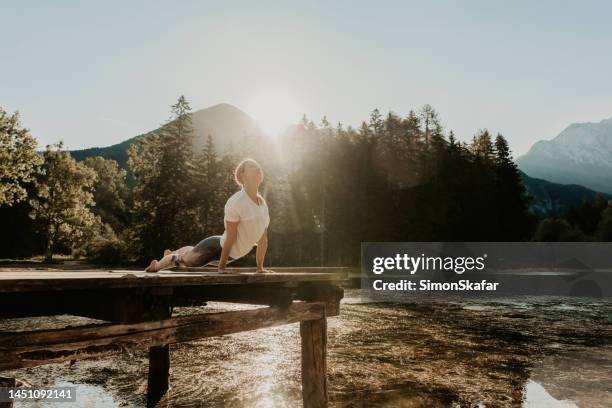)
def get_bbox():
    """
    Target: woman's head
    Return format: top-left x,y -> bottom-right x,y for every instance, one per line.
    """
234,158 -> 264,188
